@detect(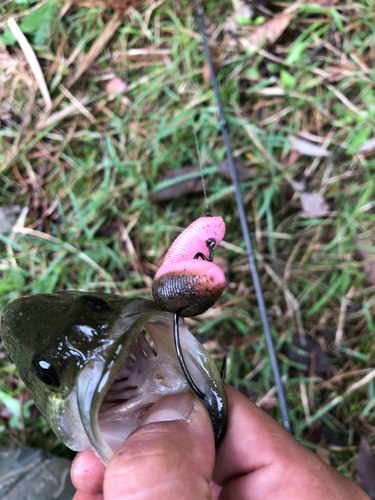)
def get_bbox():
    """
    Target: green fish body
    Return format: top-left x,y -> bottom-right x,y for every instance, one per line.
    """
1,292 -> 227,463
